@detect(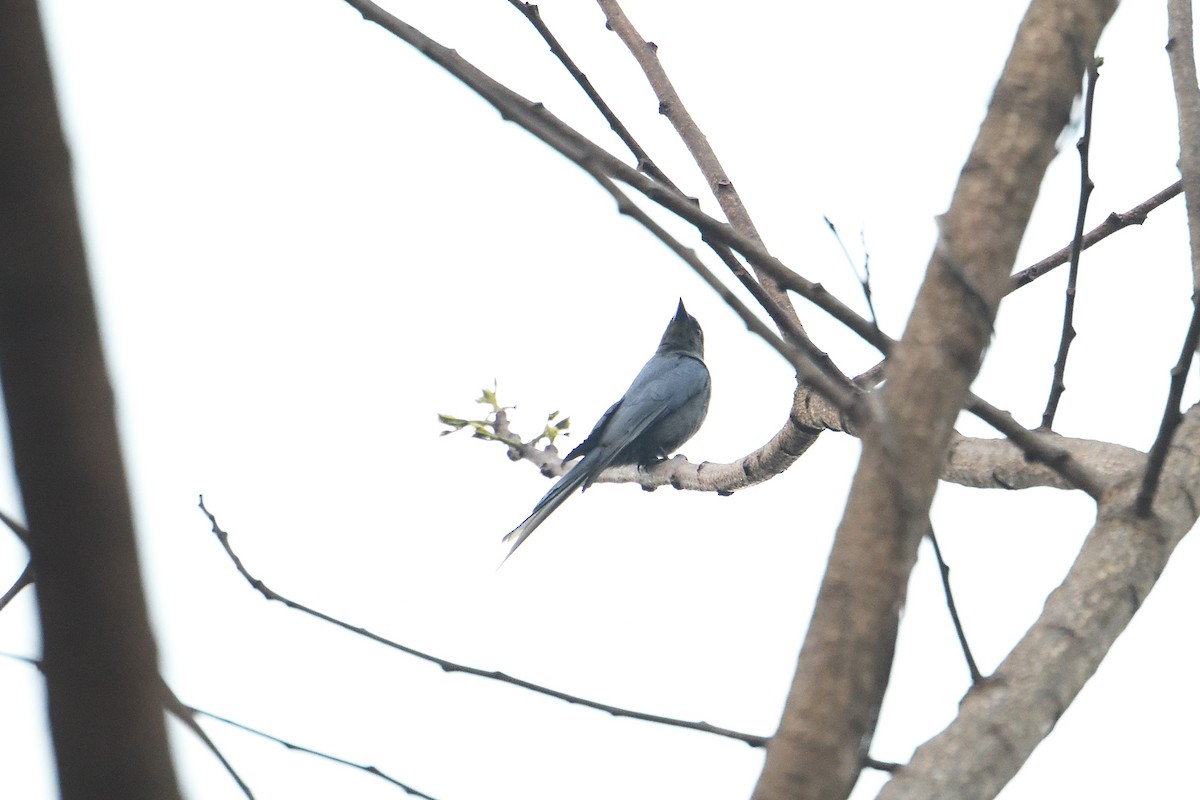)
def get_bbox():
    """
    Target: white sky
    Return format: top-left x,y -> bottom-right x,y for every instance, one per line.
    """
1,1 -> 1197,798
